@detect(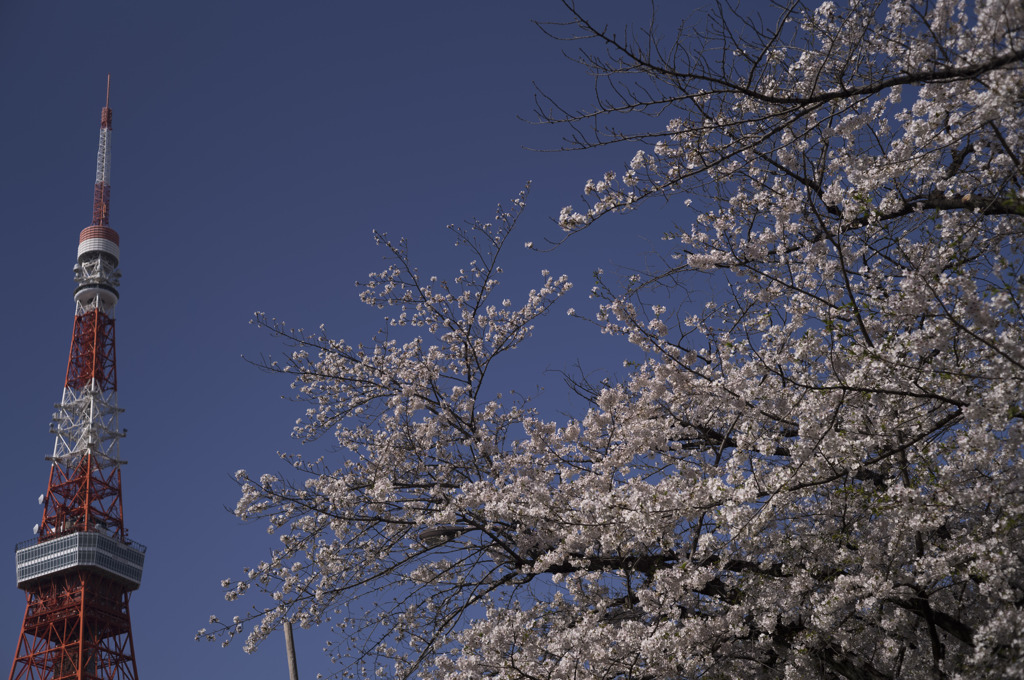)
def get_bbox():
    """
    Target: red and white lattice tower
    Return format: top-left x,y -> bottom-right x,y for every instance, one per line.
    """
9,78 -> 145,680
